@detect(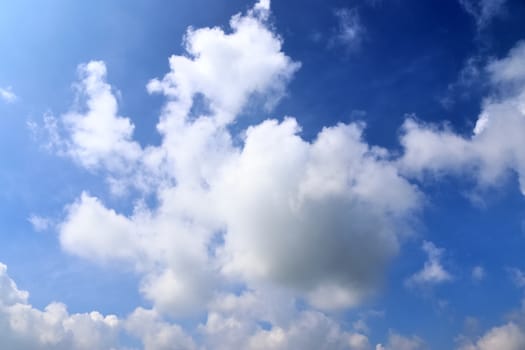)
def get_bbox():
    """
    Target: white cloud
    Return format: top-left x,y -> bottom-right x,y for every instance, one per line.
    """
60,191 -> 218,315
199,290 -> 371,350
125,308 -> 197,350
399,41 -> 525,196
32,62 -> 142,173
488,41 -> 525,85
25,1 -> 525,347
376,331 -> 427,350
245,311 -> 371,350
406,241 -> 452,287
27,215 -> 52,232
215,119 -> 420,309
56,0 -> 421,317
146,2 -> 300,126
0,86 -> 17,103
0,262 -> 120,350
458,323 -> 525,350
459,0 -> 507,29
62,61 -> 142,171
